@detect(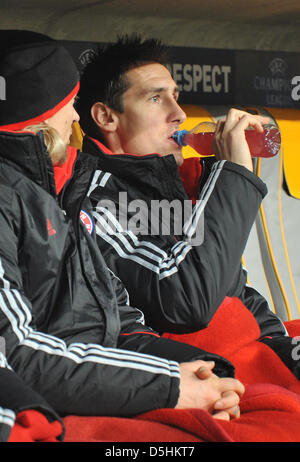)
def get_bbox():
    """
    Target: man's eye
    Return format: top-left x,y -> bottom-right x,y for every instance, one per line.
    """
151,95 -> 160,103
